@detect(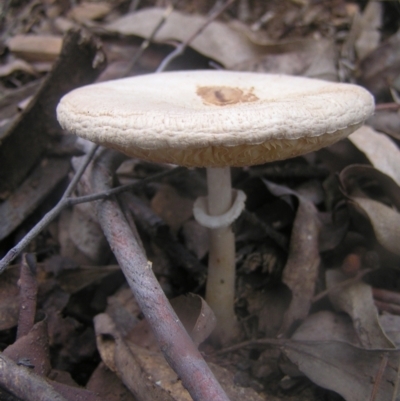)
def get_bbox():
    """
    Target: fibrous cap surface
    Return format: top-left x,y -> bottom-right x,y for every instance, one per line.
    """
57,70 -> 374,167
